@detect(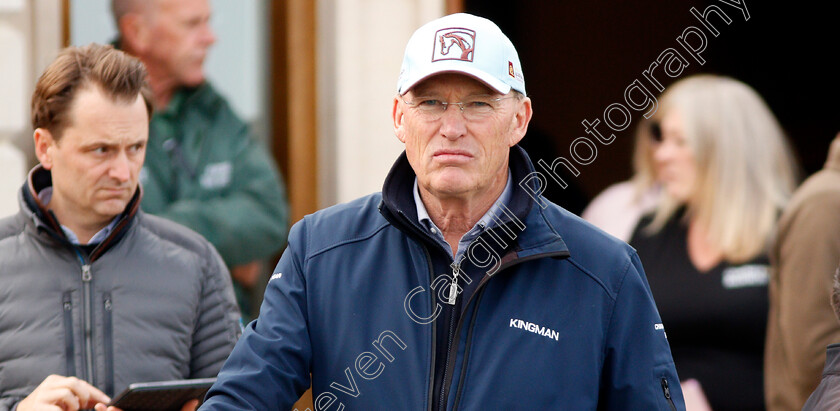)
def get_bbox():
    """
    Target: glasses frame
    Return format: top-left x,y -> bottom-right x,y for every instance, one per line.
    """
401,95 -> 518,121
